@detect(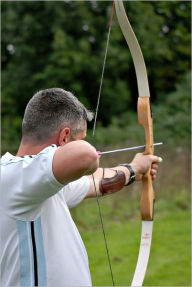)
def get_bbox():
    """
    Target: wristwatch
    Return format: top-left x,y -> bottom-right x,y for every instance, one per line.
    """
119,164 -> 136,186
